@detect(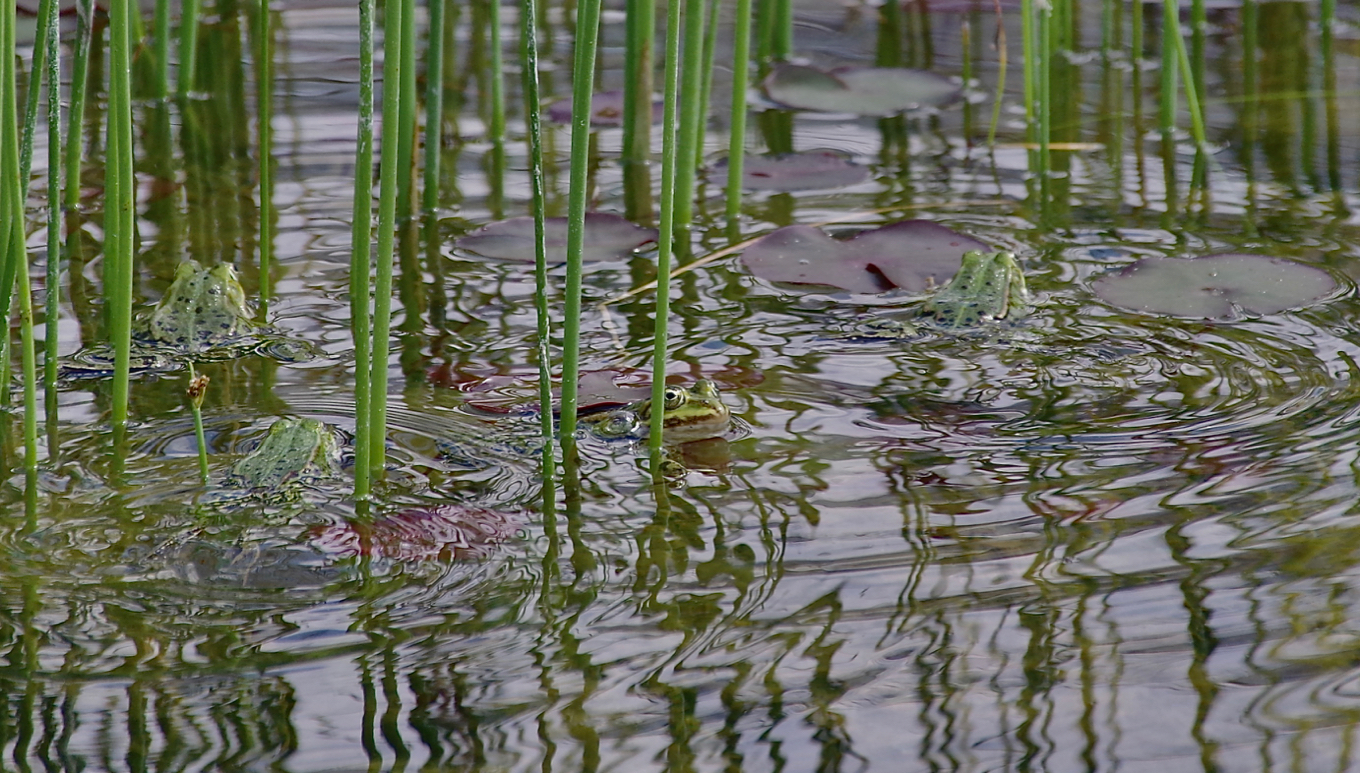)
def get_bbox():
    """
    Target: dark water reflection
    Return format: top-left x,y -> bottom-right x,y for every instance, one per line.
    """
7,0 -> 1360,770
